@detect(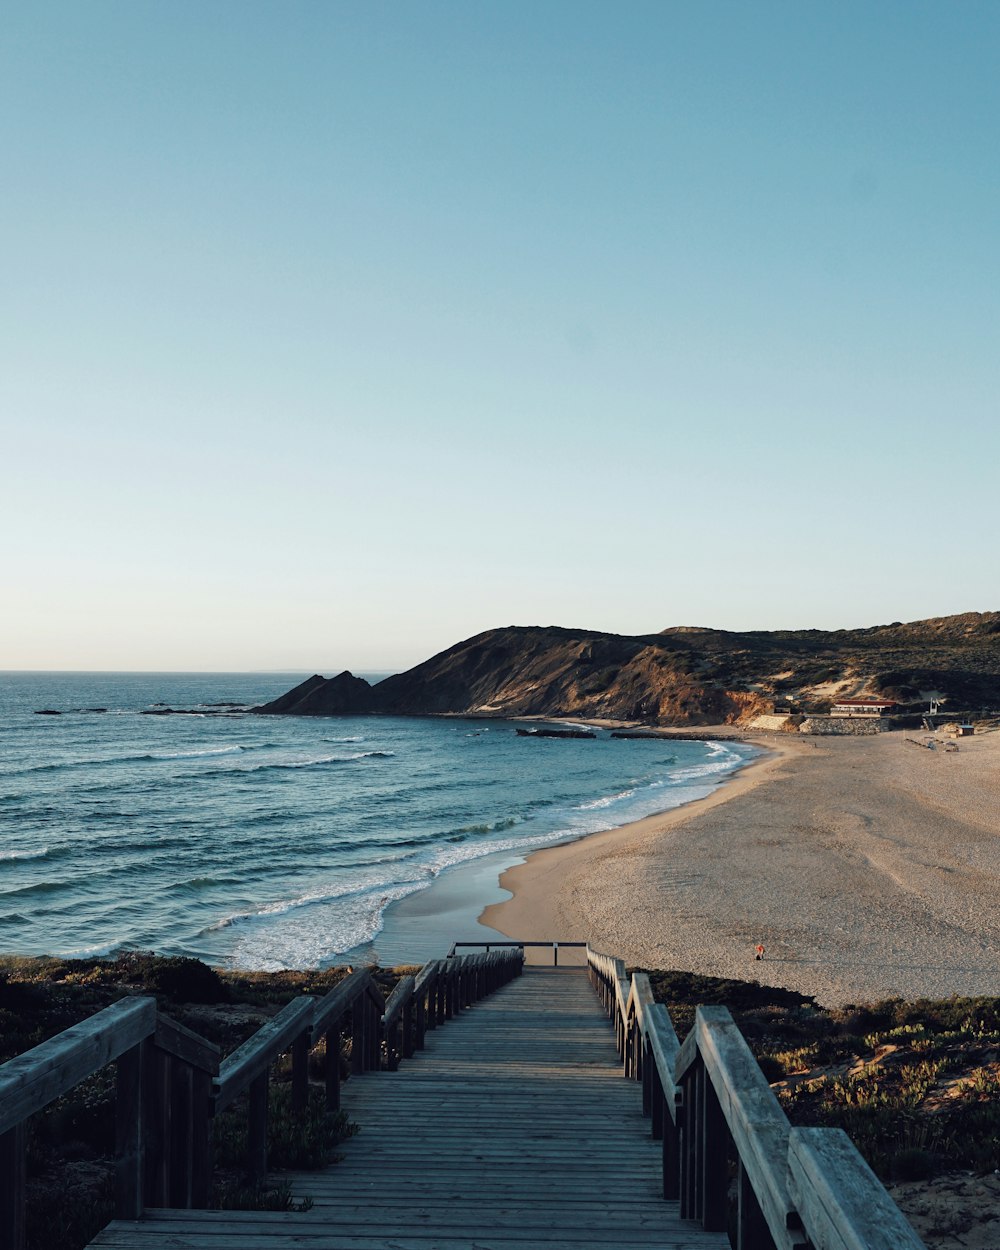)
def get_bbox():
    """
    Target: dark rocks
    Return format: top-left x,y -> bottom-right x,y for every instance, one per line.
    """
254,671 -> 376,716
516,728 -> 596,739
